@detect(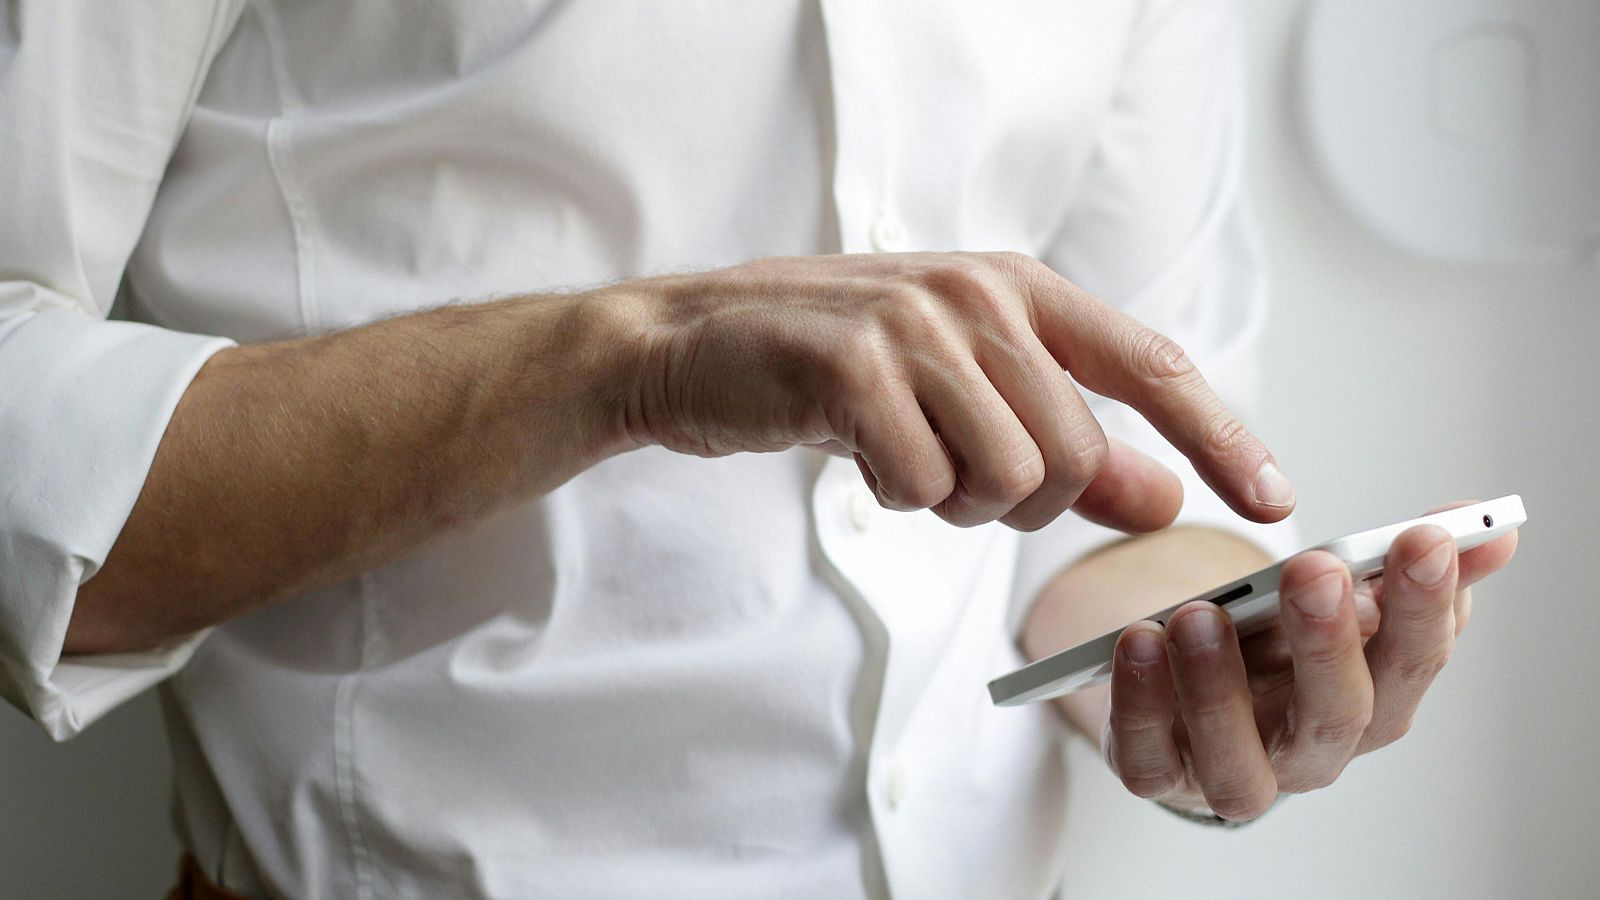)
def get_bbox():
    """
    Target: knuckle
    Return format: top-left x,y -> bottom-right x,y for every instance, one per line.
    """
1299,639 -> 1357,671
1394,644 -> 1452,685
1279,765 -> 1344,794
948,278 -> 1010,324
1127,329 -> 1196,385
992,249 -> 1036,271
998,248 -> 1049,291
917,259 -> 990,299
1393,592 -> 1456,630
1199,414 -> 1253,462
934,490 -> 991,528
830,326 -> 895,391
1368,716 -> 1415,750
1108,706 -> 1172,737
980,453 -> 1046,506
1055,431 -> 1110,487
990,250 -> 1049,287
1306,709 -> 1372,748
1180,693 -> 1239,725
879,283 -> 944,334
